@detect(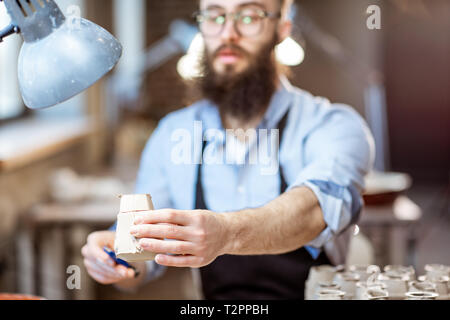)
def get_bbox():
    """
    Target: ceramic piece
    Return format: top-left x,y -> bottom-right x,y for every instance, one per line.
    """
409,280 -> 437,293
306,265 -> 338,299
384,265 -> 415,280
313,282 -> 341,300
350,265 -> 380,282
333,272 -> 360,299
378,272 -> 409,298
366,288 -> 389,300
418,275 -> 449,298
114,194 -> 156,262
405,291 -> 439,300
355,281 -> 387,300
308,265 -> 337,283
424,264 -> 450,281
317,289 -> 346,300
